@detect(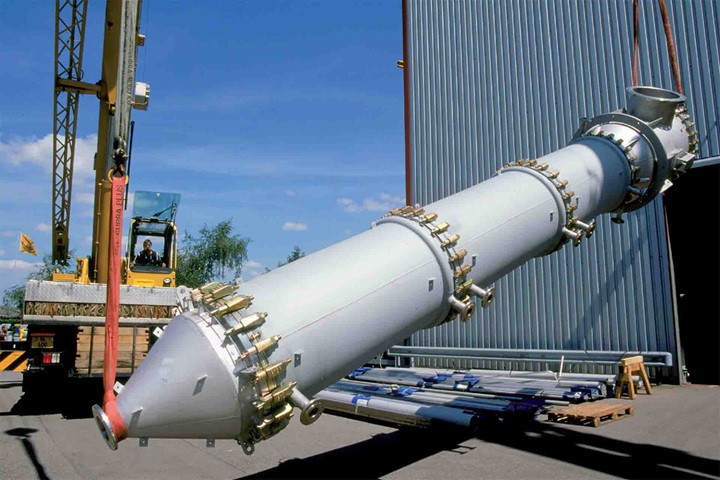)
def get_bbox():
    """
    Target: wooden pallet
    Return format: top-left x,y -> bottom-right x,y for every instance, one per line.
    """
548,401 -> 635,427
